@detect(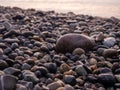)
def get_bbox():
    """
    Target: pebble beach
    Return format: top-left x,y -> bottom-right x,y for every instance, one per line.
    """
0,6 -> 120,90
